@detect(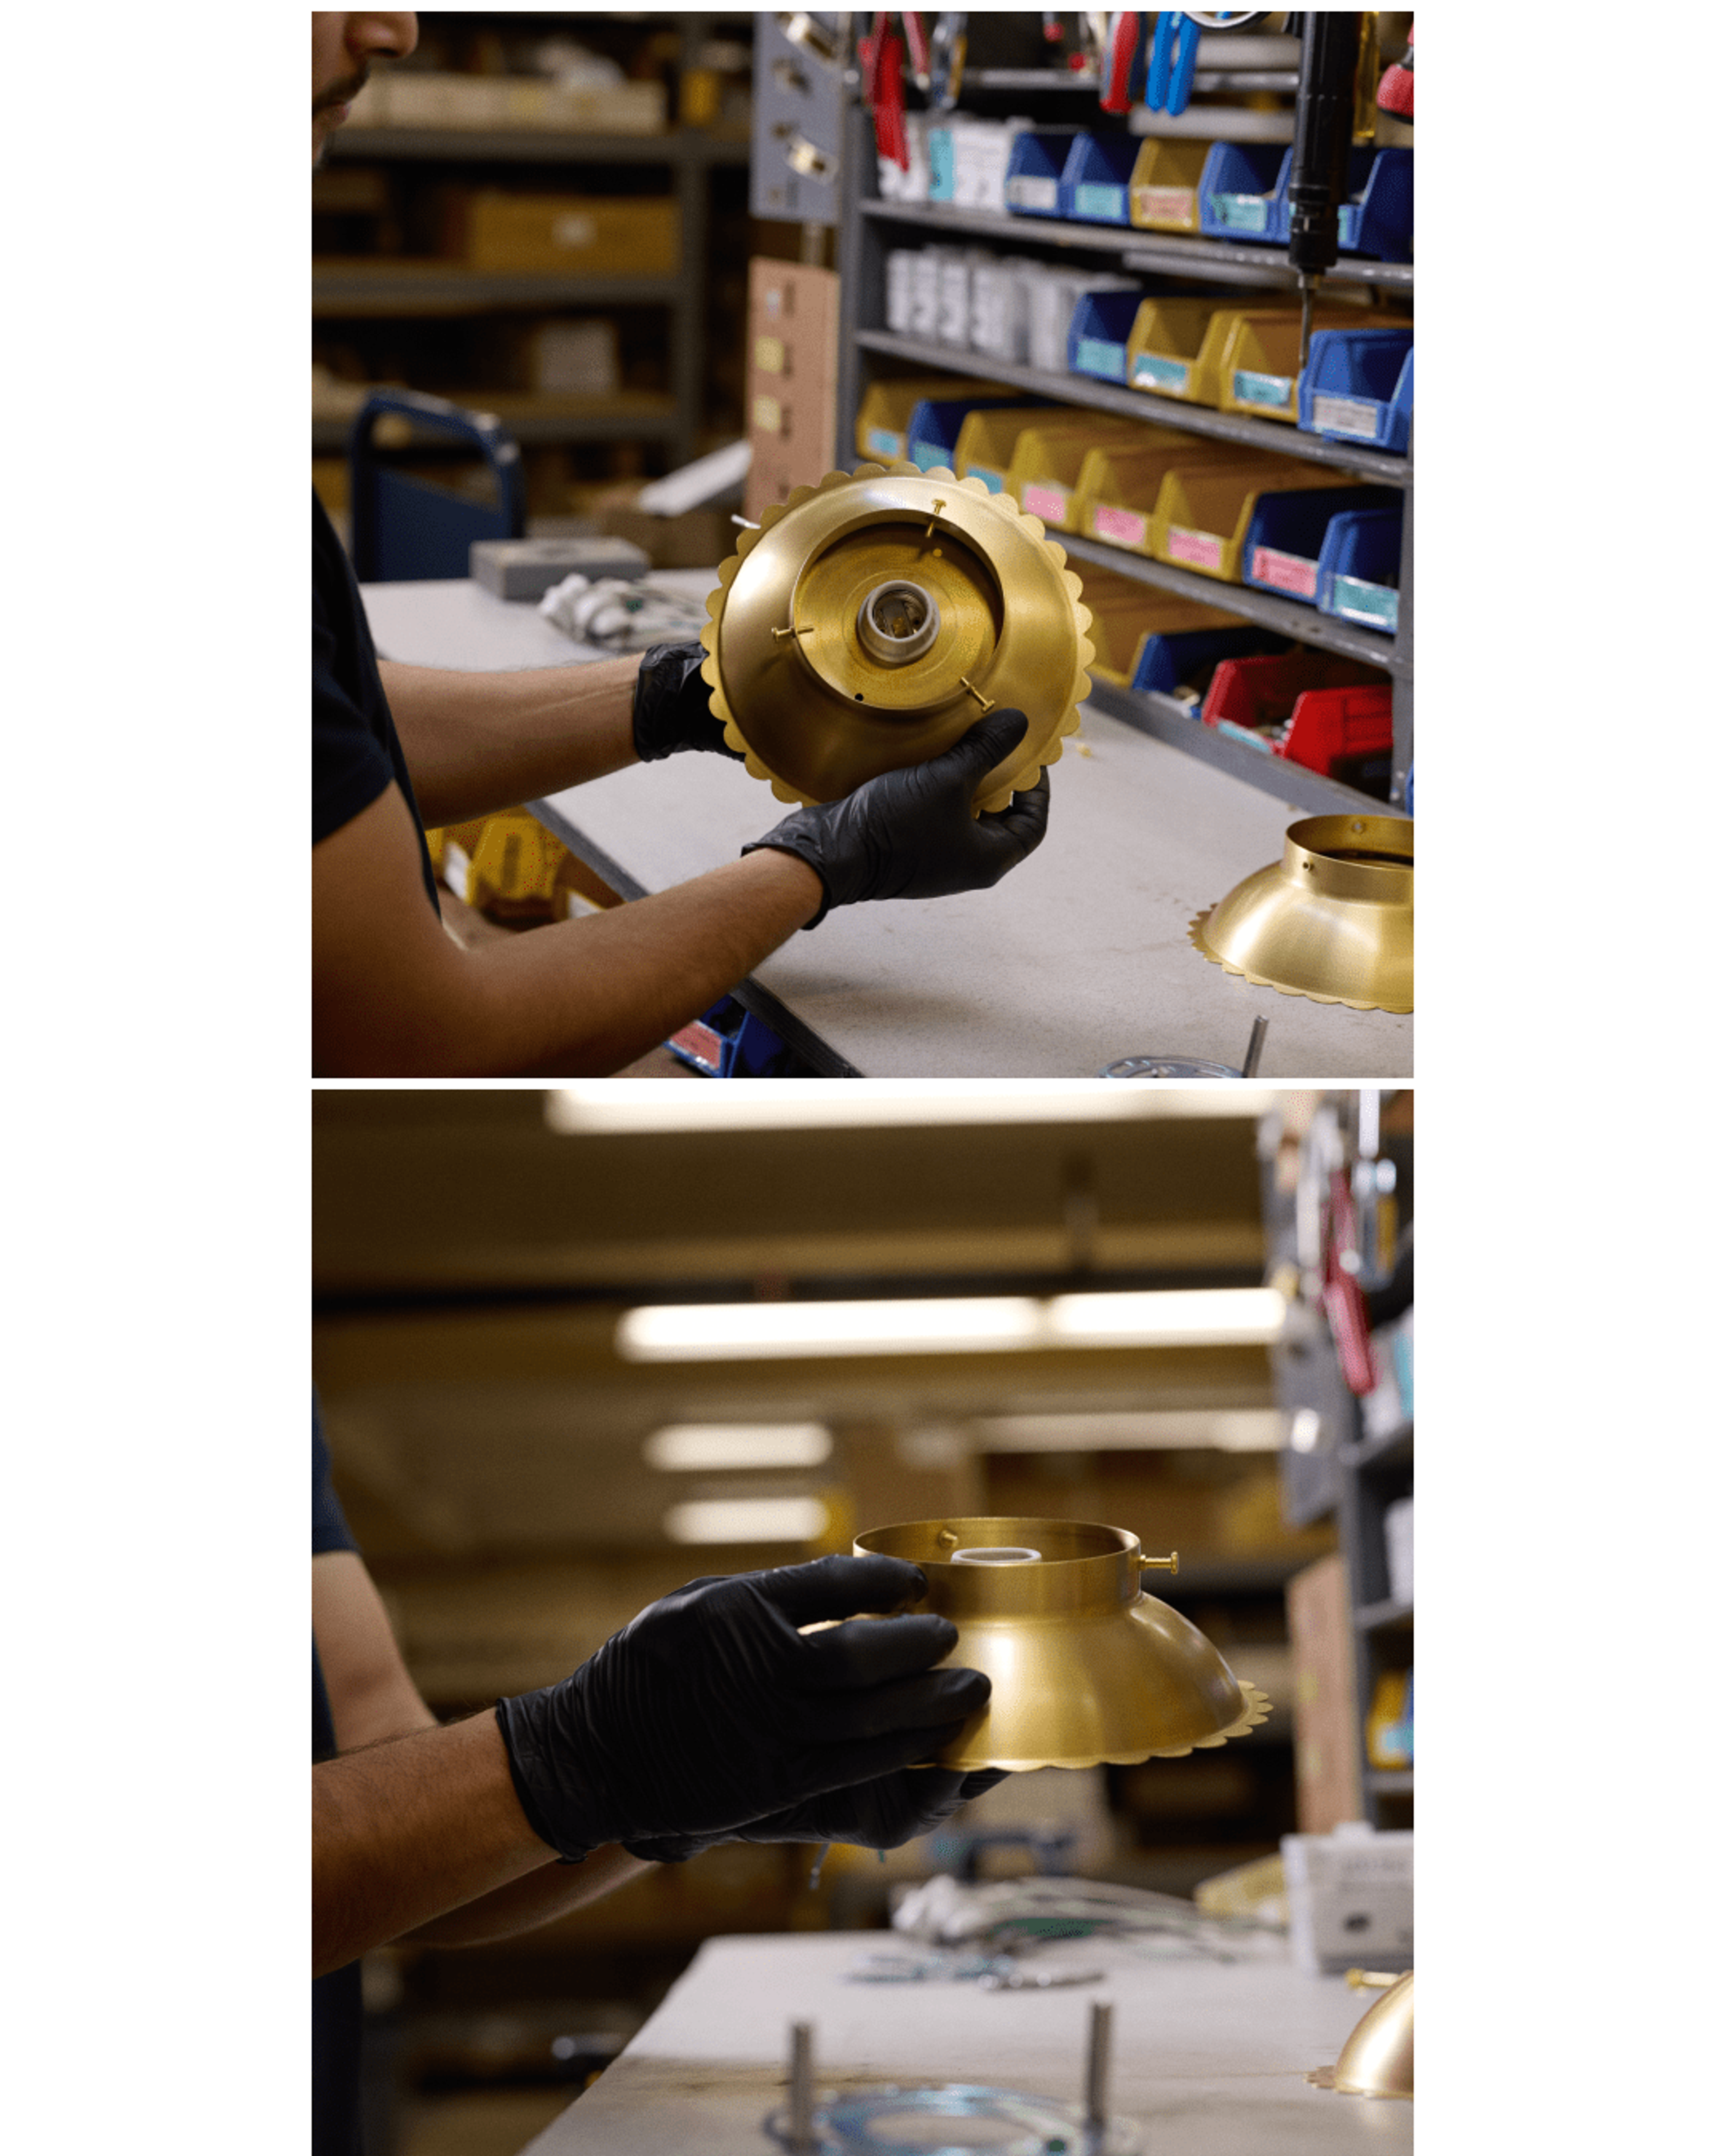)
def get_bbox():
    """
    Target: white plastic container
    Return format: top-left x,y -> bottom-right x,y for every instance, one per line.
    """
1280,1824 -> 1413,1976
1384,1496 -> 1413,1607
